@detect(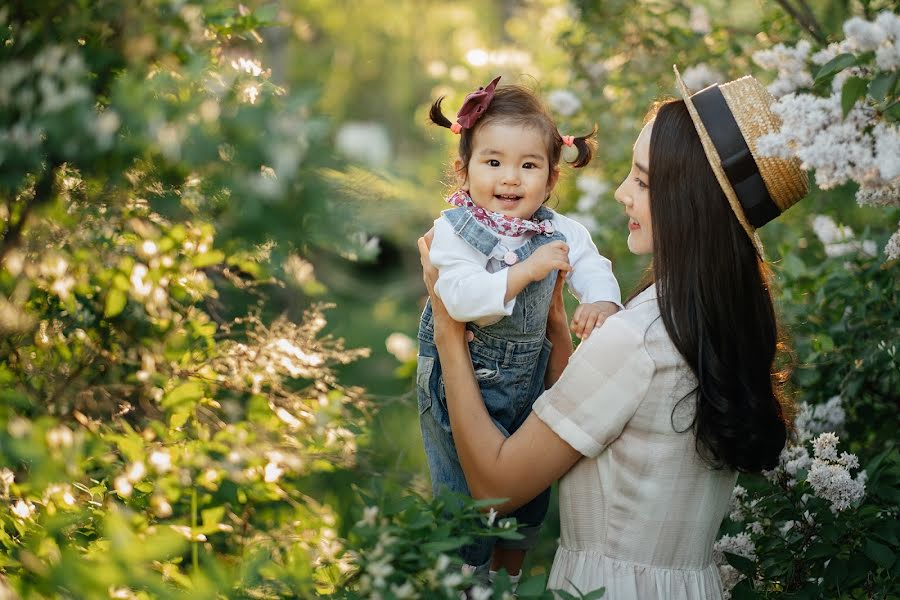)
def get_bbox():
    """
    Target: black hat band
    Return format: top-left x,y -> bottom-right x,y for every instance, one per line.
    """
692,85 -> 781,228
